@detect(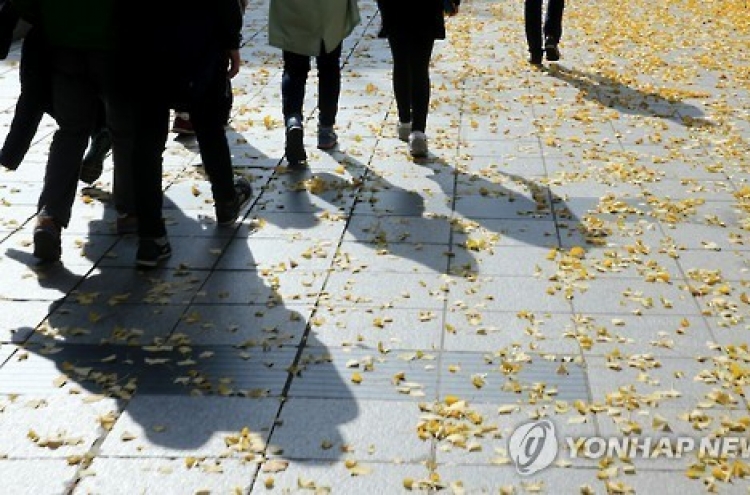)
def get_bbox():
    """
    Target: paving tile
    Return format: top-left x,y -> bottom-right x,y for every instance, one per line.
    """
323,271 -> 452,310
99,396 -> 279,457
31,303 -> 185,344
569,277 -> 701,315
442,310 -> 581,355
438,351 -> 589,404
586,355 -> 747,411
287,345 -> 439,402
0,460 -> 78,494
75,458 -> 257,494
193,269 -> 325,305
216,236 -> 337,271
310,305 -> 443,350
257,460 -> 430,493
272,398 -> 430,463
173,303 -> 311,347
0,300 -> 48,342
448,276 -> 574,313
343,214 -> 452,245
0,394 -> 116,458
